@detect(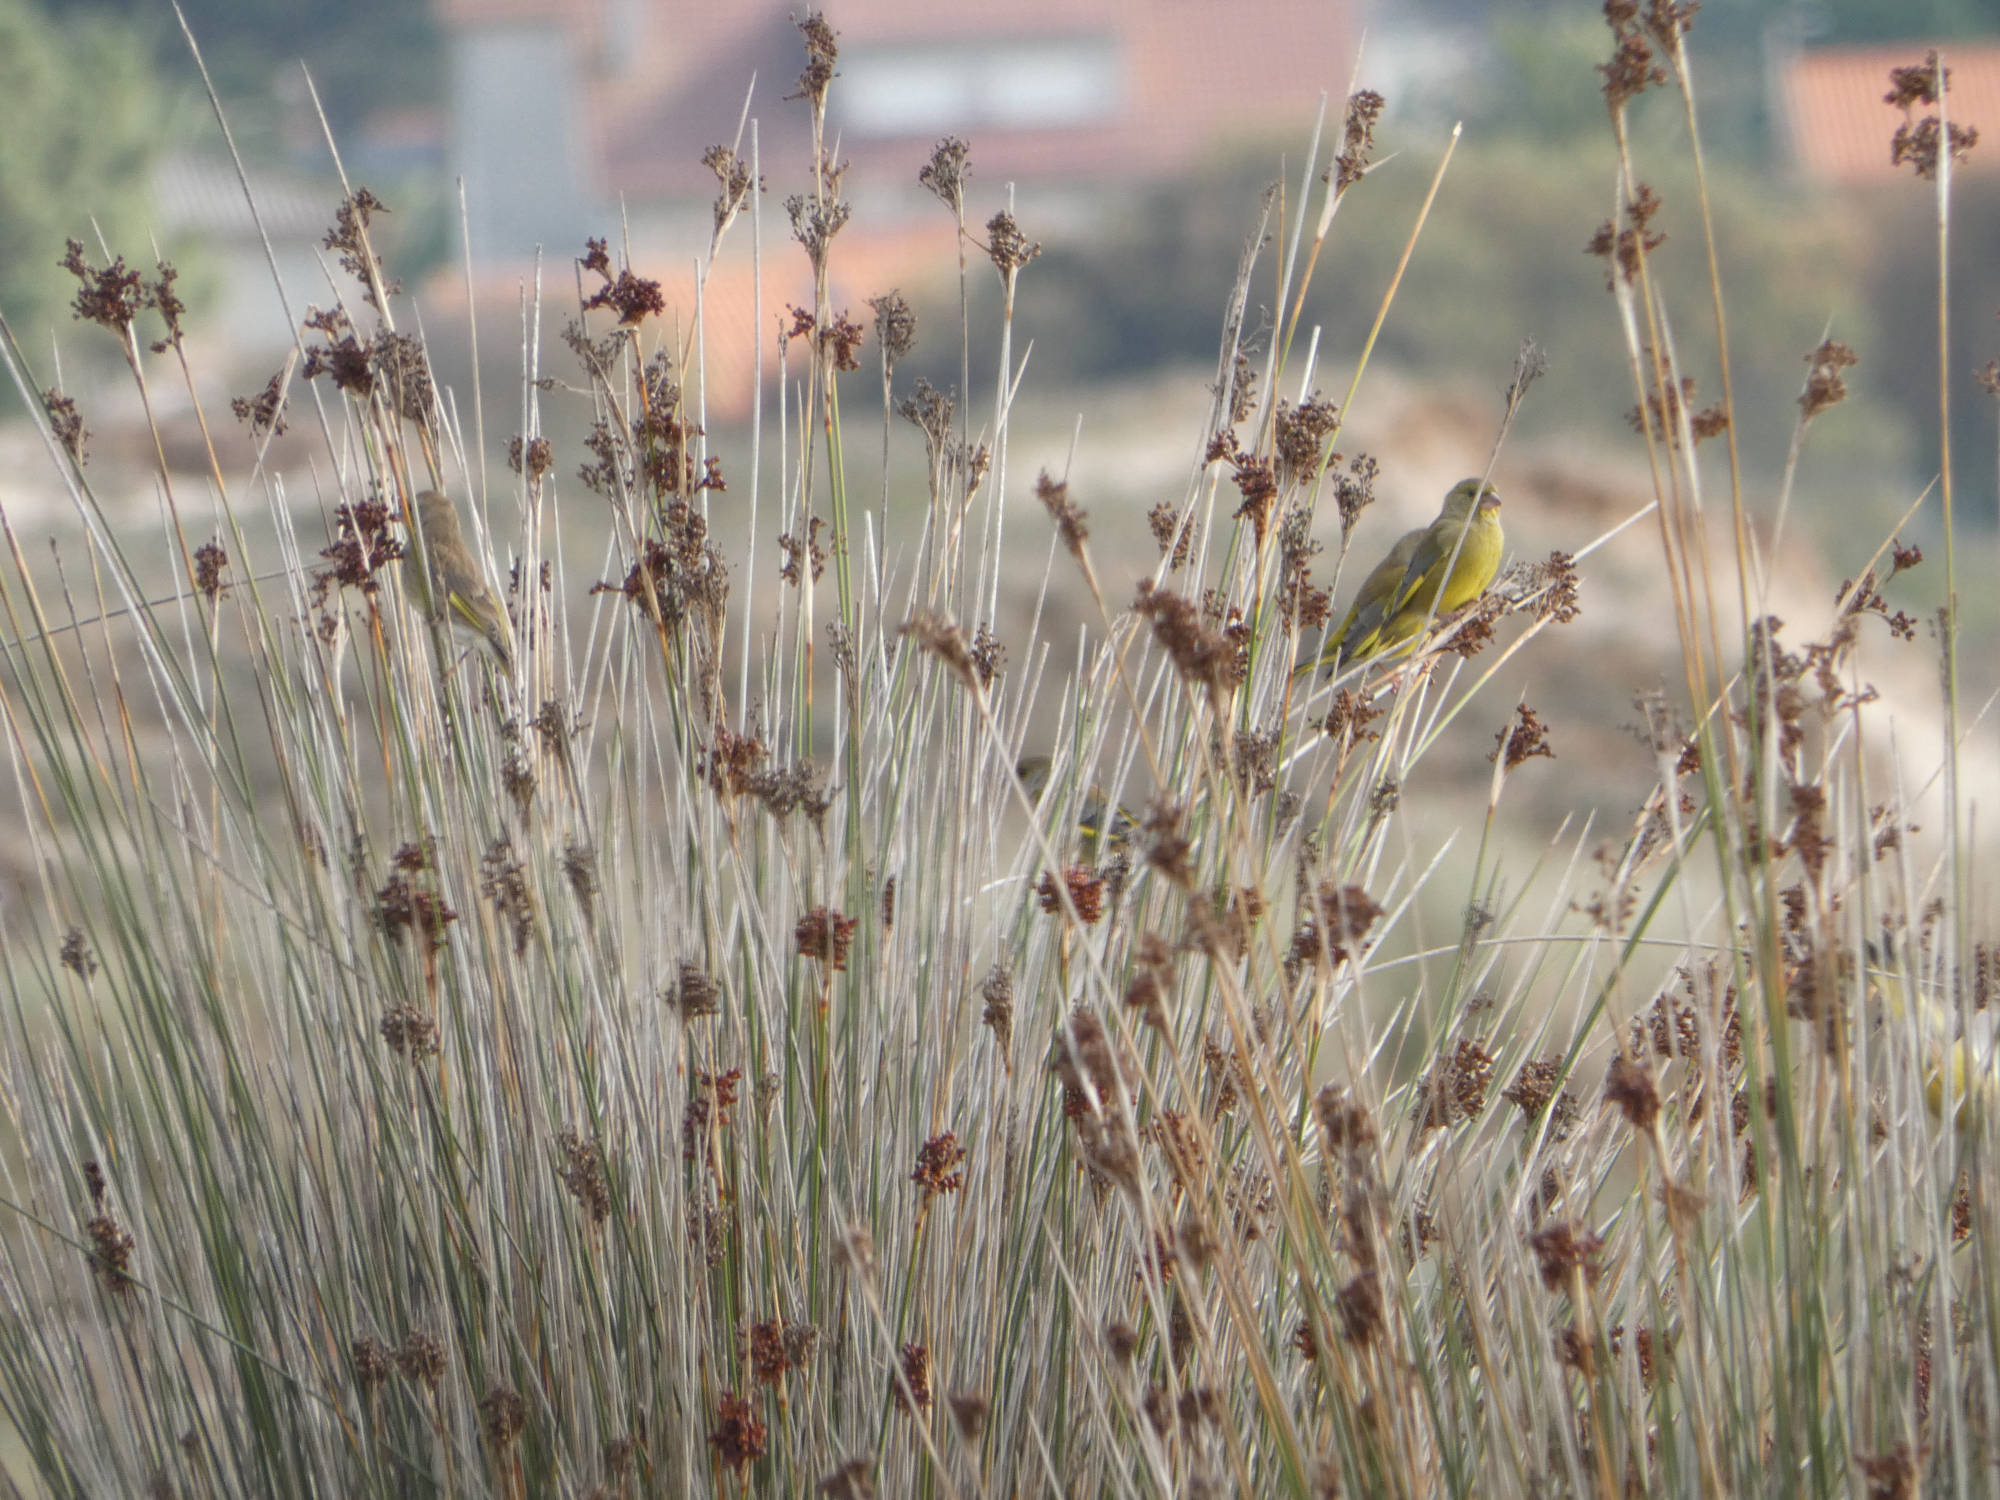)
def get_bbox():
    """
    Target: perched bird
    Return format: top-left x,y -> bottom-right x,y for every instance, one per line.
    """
1309,477 -> 1503,672
1015,755 -> 1135,856
404,489 -> 515,672
1298,525 -> 1424,678
1862,942 -> 1997,1130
